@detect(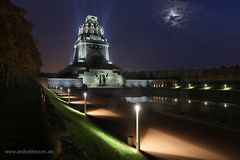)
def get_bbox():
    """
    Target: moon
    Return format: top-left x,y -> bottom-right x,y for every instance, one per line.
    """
159,1 -> 189,29
165,8 -> 183,27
